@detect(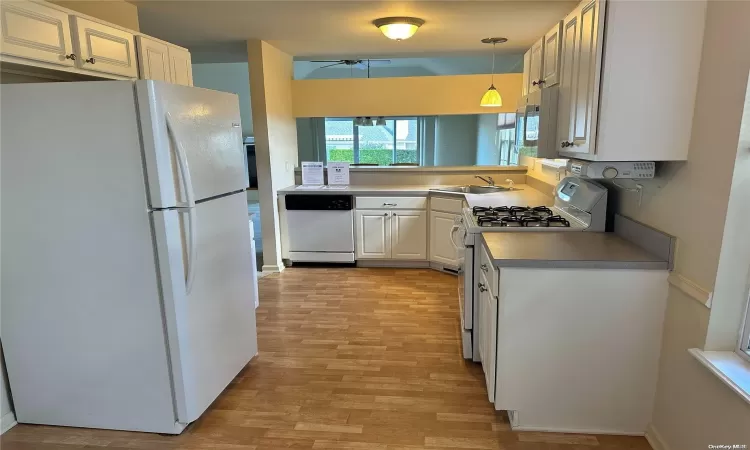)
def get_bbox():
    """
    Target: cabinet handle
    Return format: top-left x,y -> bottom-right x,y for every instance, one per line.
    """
560,141 -> 574,148
393,212 -> 397,216
532,79 -> 546,86
383,212 -> 388,216
65,53 -> 77,60
383,203 -> 397,207
480,263 -> 488,272
478,283 -> 487,292
84,57 -> 96,64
